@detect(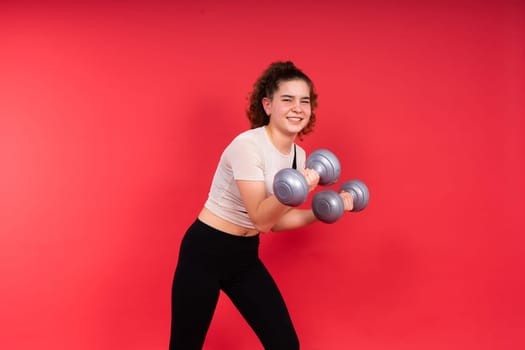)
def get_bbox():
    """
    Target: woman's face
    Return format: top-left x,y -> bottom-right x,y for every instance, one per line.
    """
262,79 -> 312,137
